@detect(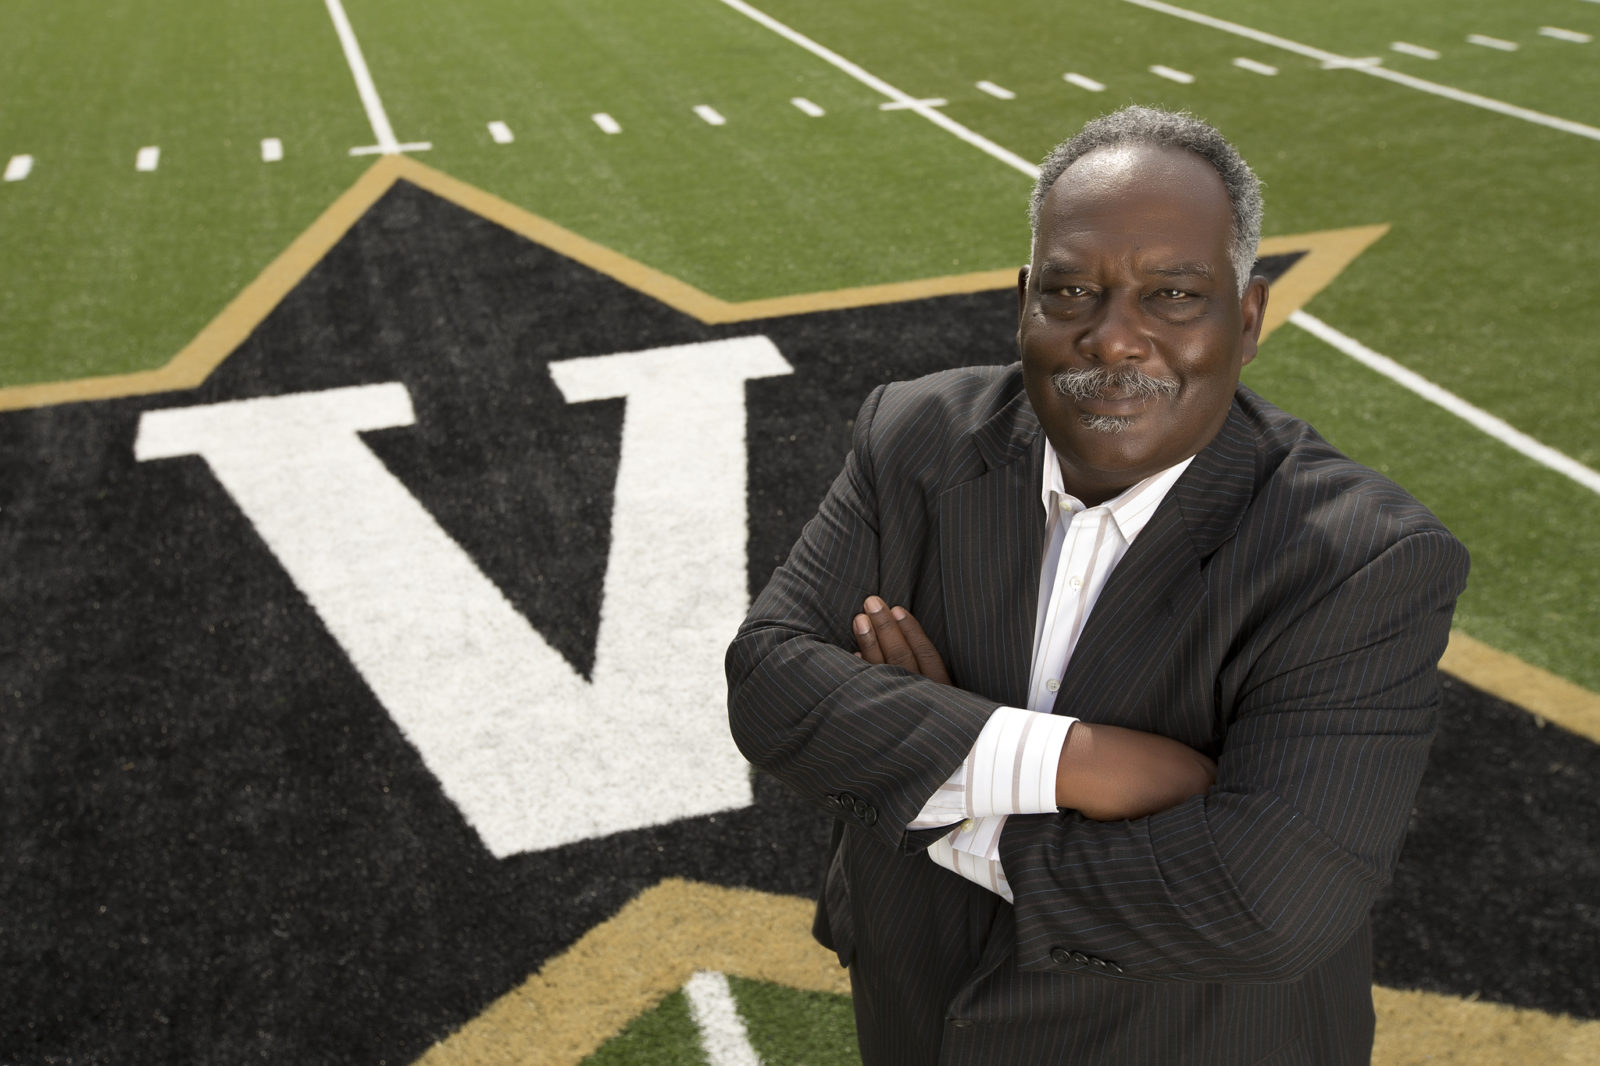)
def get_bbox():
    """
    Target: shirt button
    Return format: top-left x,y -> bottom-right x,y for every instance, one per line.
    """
1057,499 -> 1072,512
1068,575 -> 1083,590
1045,679 -> 1060,692
959,819 -> 975,833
